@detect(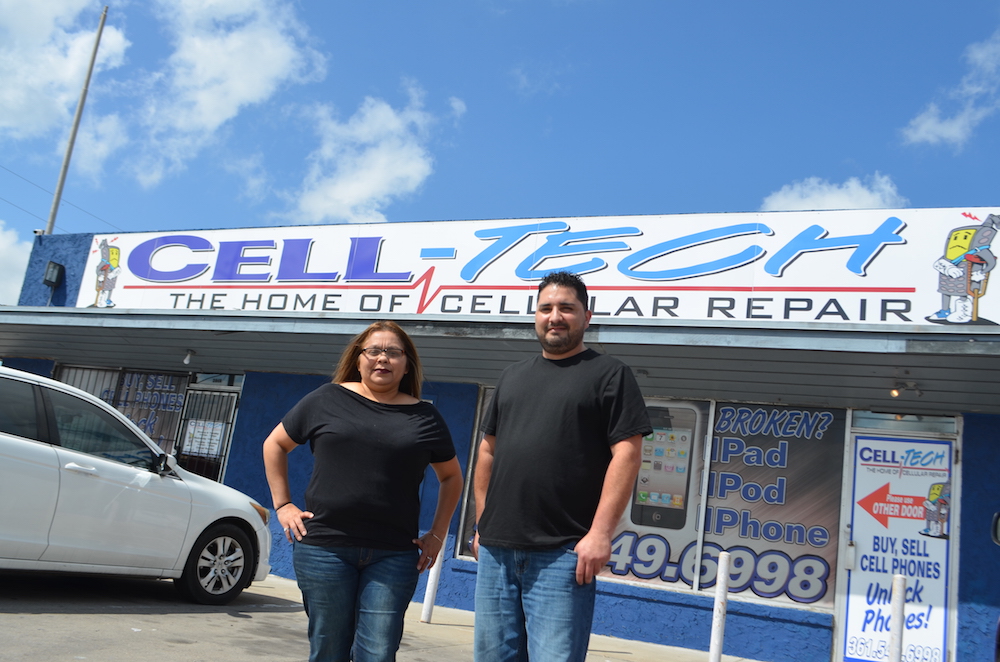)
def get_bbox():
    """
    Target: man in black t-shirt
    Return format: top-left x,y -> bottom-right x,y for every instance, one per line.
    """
473,272 -> 652,662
